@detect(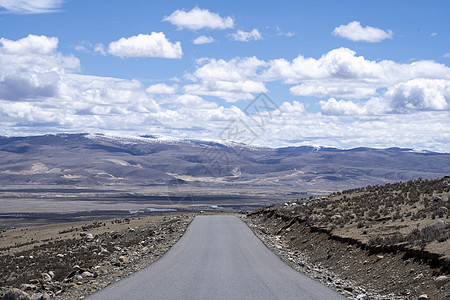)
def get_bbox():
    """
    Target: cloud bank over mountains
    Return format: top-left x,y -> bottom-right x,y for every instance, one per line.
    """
0,33 -> 448,151
0,5 -> 449,152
